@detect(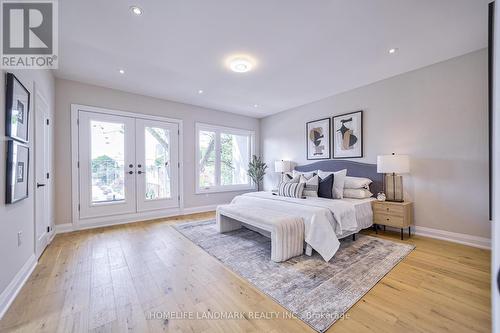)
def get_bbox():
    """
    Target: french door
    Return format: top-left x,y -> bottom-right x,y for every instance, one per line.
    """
78,111 -> 179,219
